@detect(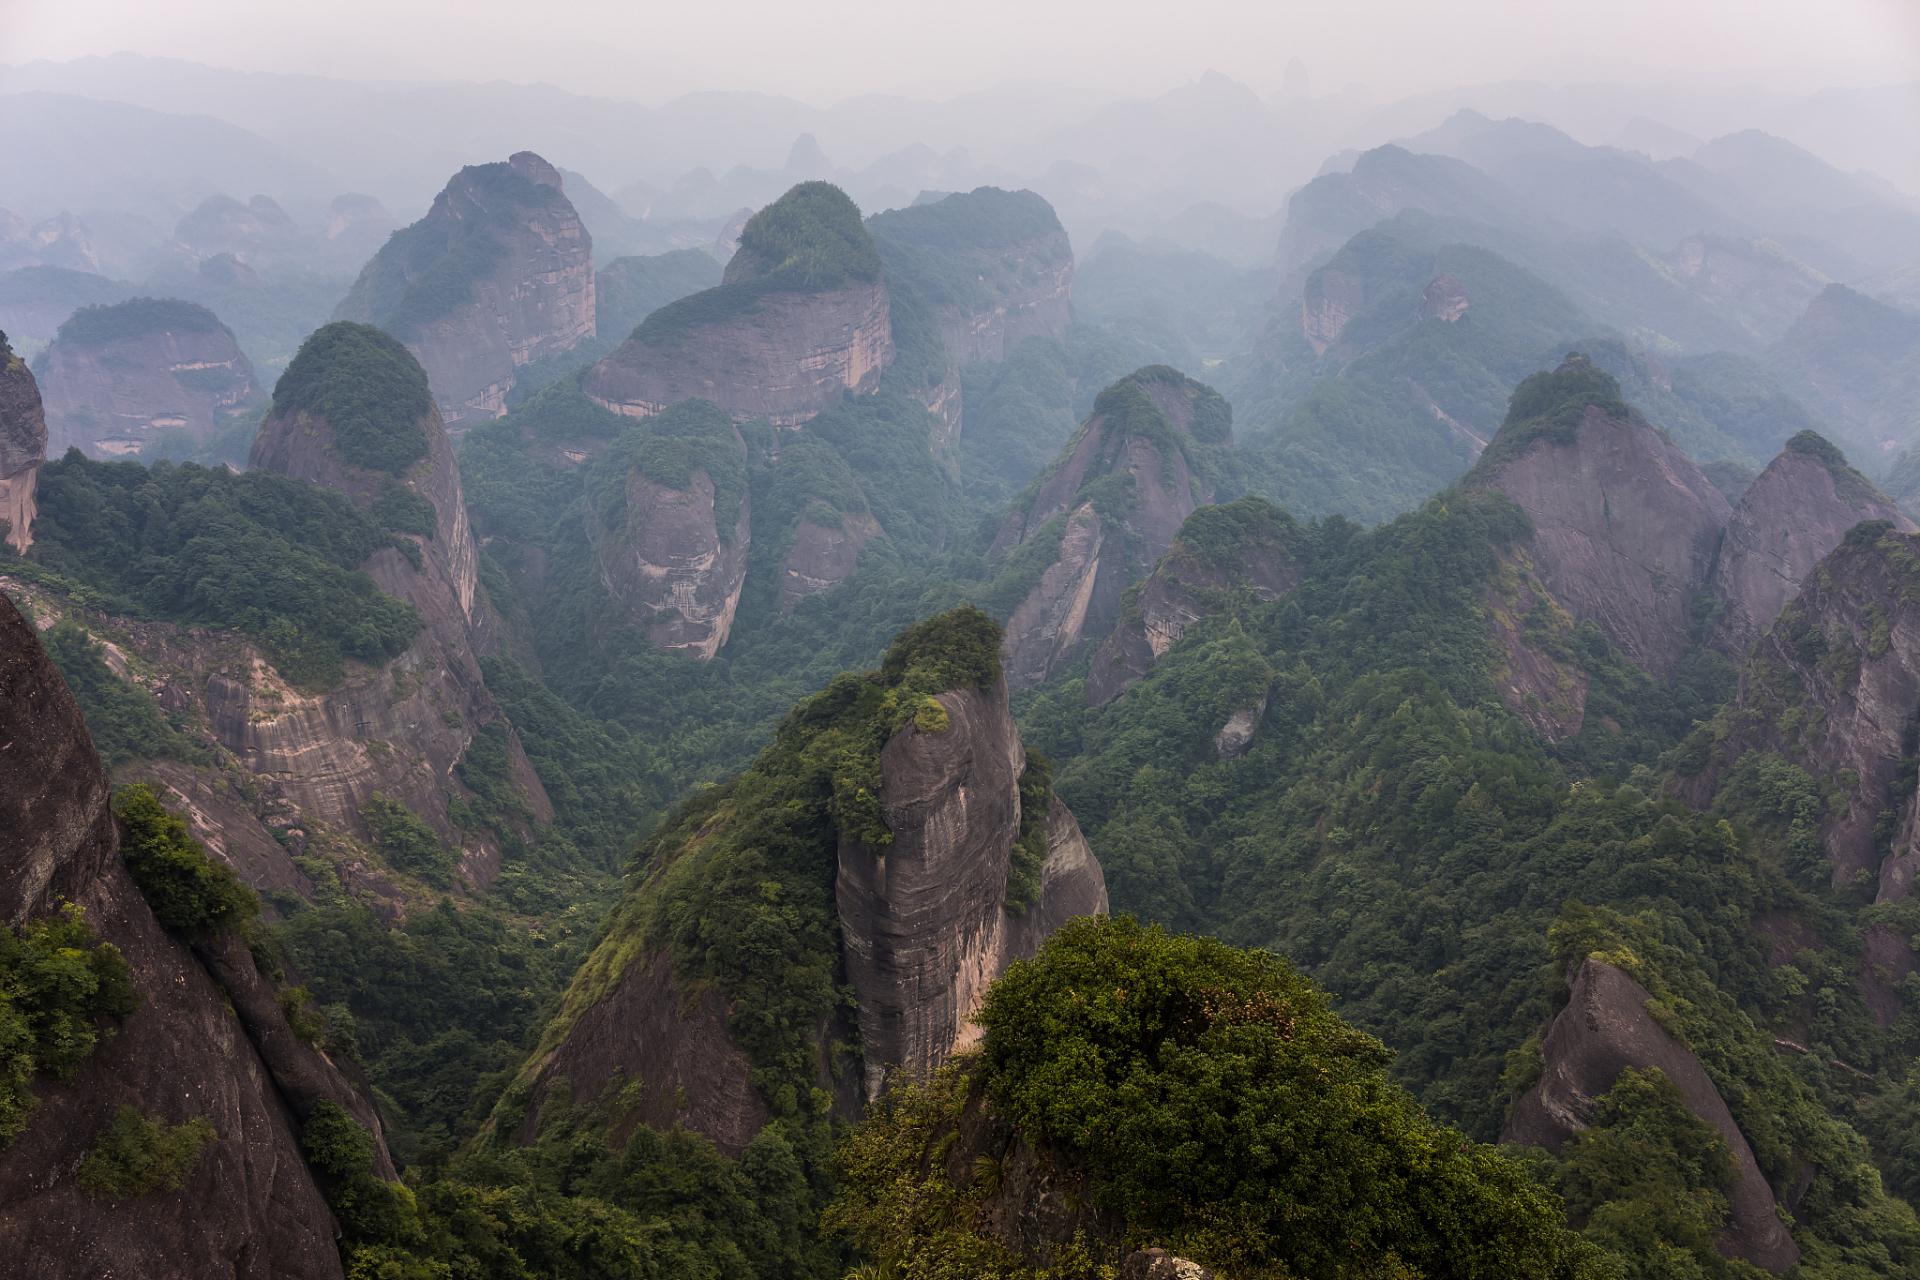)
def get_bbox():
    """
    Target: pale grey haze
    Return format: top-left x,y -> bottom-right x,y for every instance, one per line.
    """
9,0 -> 1919,103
